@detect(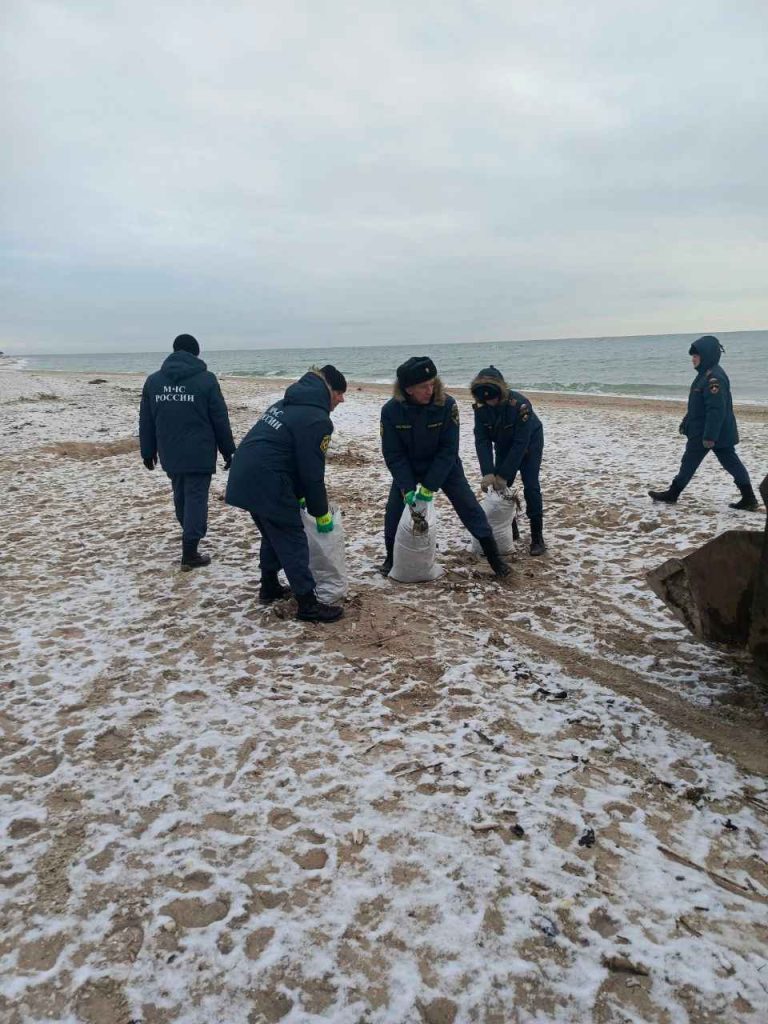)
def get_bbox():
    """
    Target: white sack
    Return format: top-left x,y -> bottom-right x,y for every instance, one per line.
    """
389,500 -> 444,583
470,490 -> 519,555
301,506 -> 349,605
